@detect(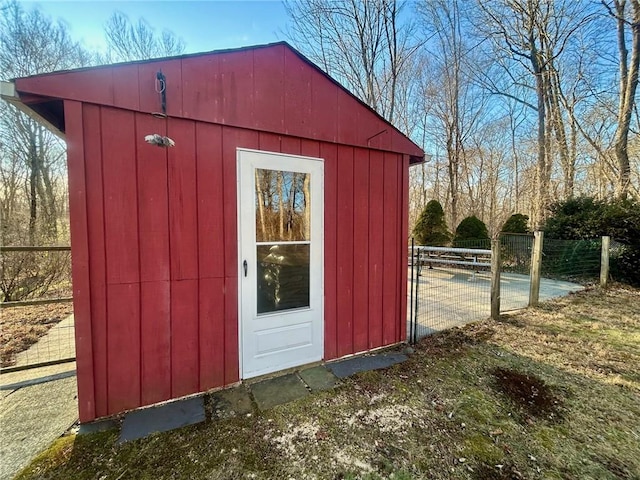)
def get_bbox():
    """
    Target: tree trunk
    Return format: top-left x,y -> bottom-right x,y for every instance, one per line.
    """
287,173 -> 298,240
613,0 -> 640,199
255,170 -> 267,241
446,130 -> 459,228
547,66 -> 574,197
384,0 -> 398,123
303,173 -> 311,240
508,108 -> 521,212
37,127 -> 58,240
28,129 -> 38,245
532,57 -> 548,229
277,172 -> 284,240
